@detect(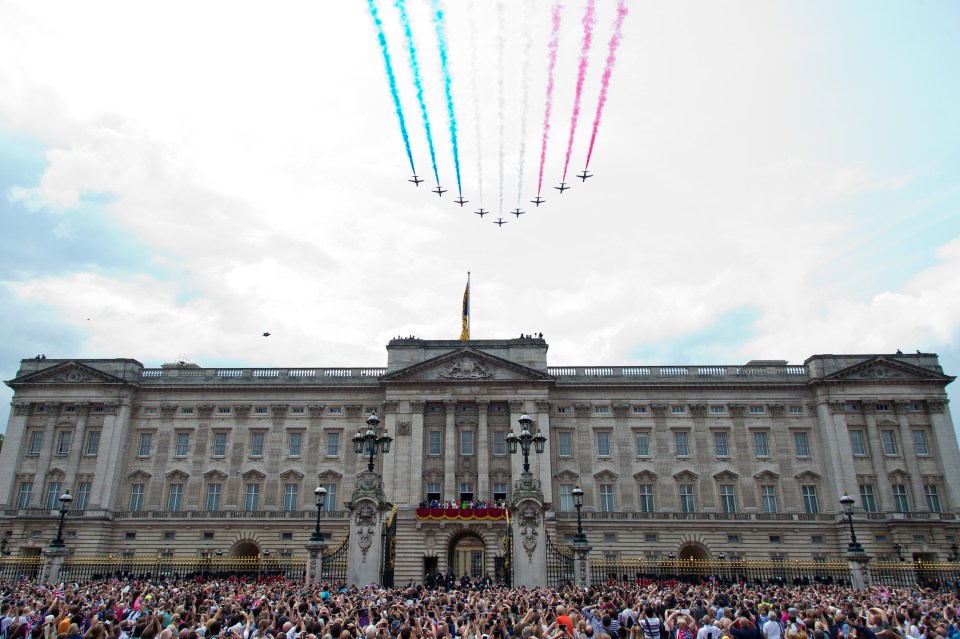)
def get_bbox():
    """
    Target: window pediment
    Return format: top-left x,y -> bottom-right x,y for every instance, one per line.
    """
554,470 -> 580,482
203,470 -> 227,480
128,470 -> 152,481
280,469 -> 305,480
165,470 -> 189,480
241,470 -> 265,480
754,470 -> 780,482
594,470 -> 619,482
713,470 -> 739,482
794,471 -> 821,483
45,468 -> 66,479
673,470 -> 699,482
633,470 -> 658,483
318,470 -> 343,482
